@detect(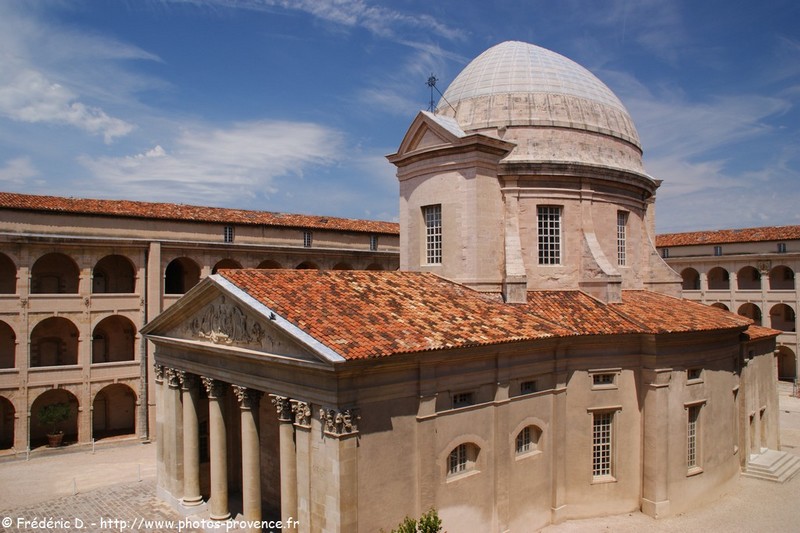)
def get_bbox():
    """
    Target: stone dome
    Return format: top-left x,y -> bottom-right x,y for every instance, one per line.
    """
437,41 -> 642,151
